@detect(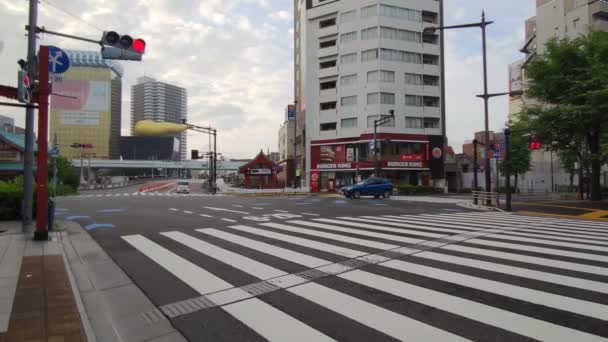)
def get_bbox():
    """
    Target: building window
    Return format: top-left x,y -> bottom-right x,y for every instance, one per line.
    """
341,117 -> 358,128
367,115 -> 395,128
367,70 -> 395,83
361,27 -> 379,40
320,60 -> 337,69
340,31 -> 357,44
341,10 -> 356,23
319,39 -> 337,48
422,33 -> 438,44
361,49 -> 378,62
423,54 -> 439,65
379,4 -> 422,22
405,116 -> 423,129
319,18 -> 336,28
341,96 -> 357,106
405,95 -> 423,107
361,4 -> 377,18
424,118 -> 440,128
320,101 -> 337,110
320,122 -> 337,131
341,53 -> 357,65
340,74 -> 357,86
423,75 -> 440,86
367,92 -> 395,105
404,73 -> 423,85
320,80 -> 337,90
380,48 -> 421,64
380,26 -> 421,43
424,96 -> 440,107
